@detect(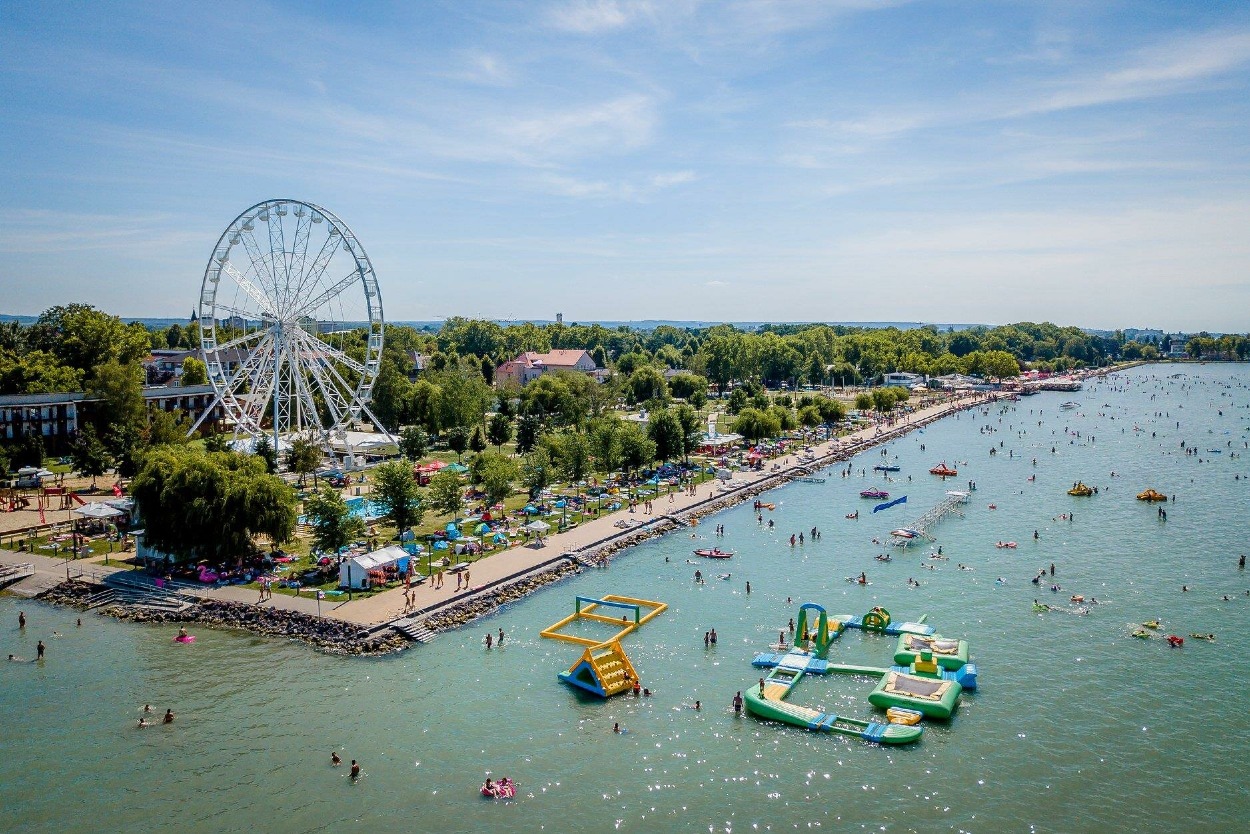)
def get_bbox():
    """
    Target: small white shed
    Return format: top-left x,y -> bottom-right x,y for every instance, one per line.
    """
339,545 -> 409,589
